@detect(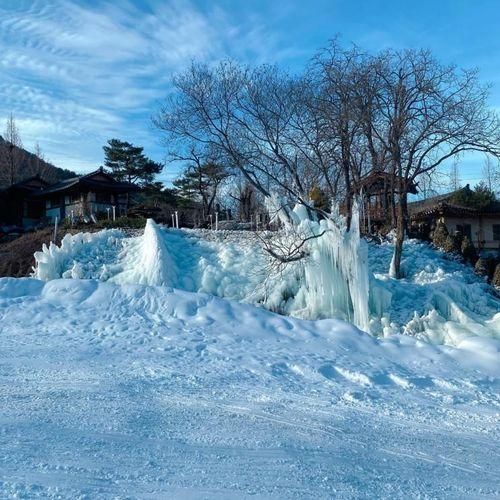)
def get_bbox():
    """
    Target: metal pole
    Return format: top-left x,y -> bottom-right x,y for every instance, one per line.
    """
209,214 -> 213,230
171,214 -> 175,228
112,205 -> 116,221
175,211 -> 179,229
215,212 -> 218,231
